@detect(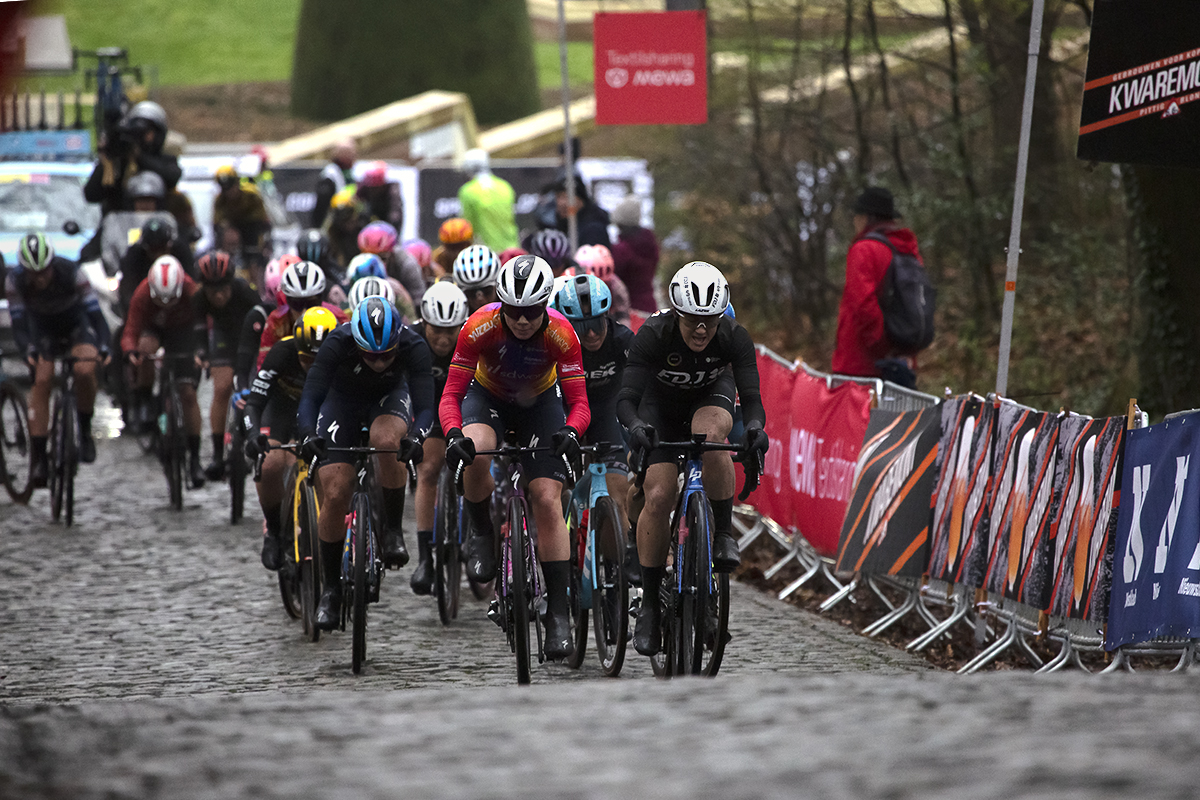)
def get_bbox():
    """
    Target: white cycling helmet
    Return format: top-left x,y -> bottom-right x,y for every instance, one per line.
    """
148,255 -> 185,304
548,274 -> 572,312
280,260 -> 326,300
668,261 -> 730,316
347,275 -> 395,308
421,281 -> 469,327
496,254 -> 554,307
452,244 -> 500,289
